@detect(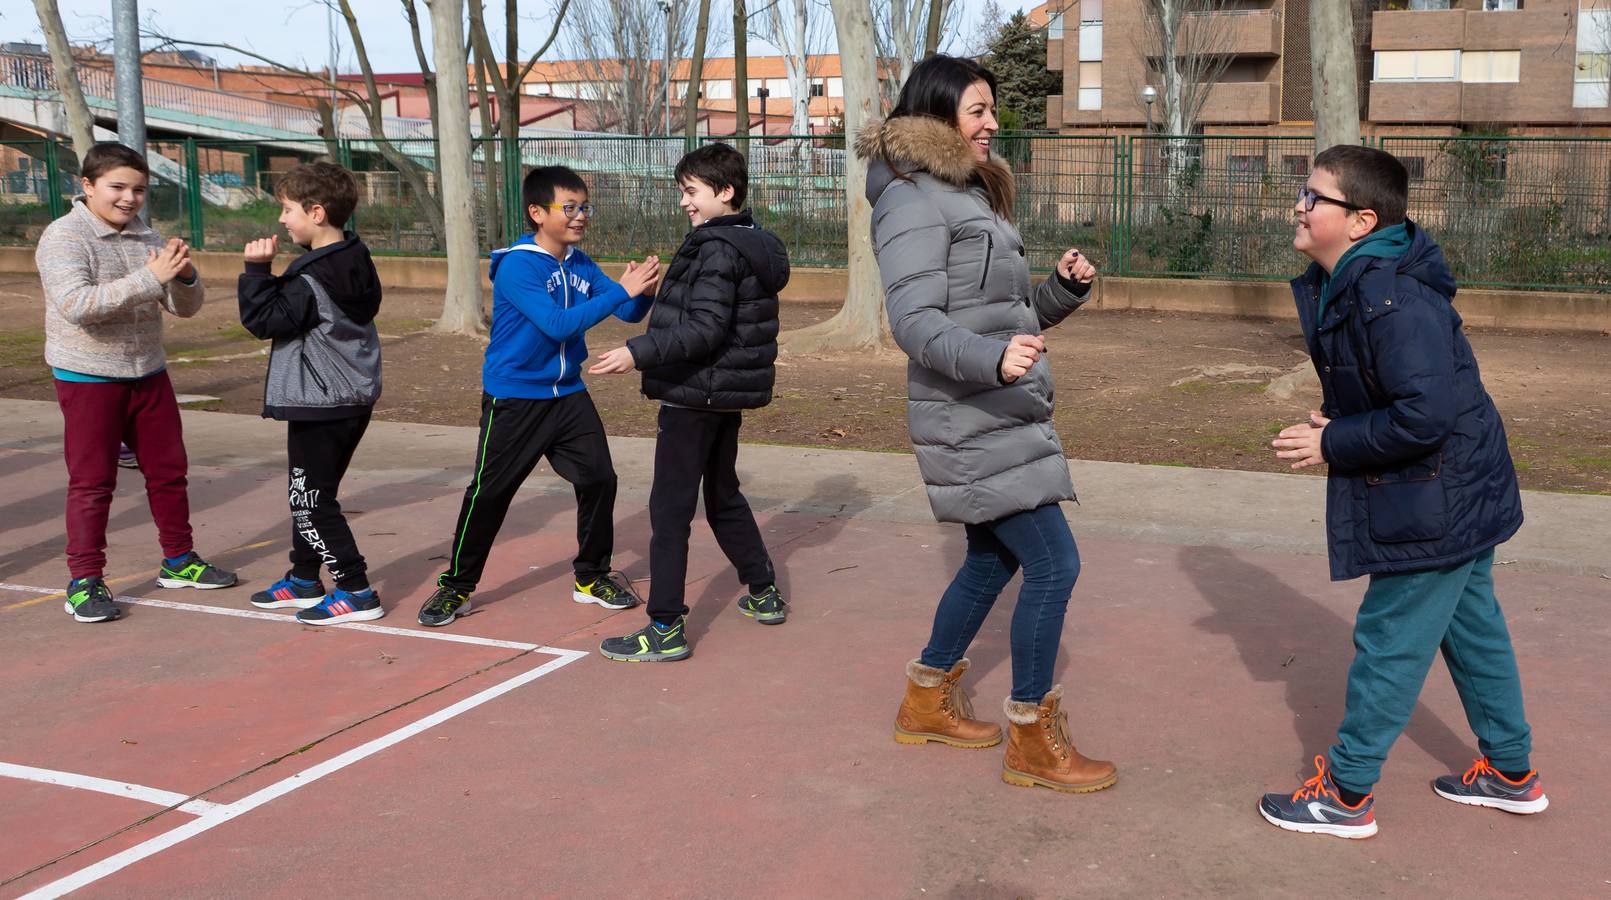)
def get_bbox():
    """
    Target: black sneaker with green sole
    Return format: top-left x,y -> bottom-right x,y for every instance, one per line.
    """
65,576 -> 120,623
599,617 -> 691,662
156,552 -> 237,590
738,584 -> 787,624
418,584 -> 472,627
